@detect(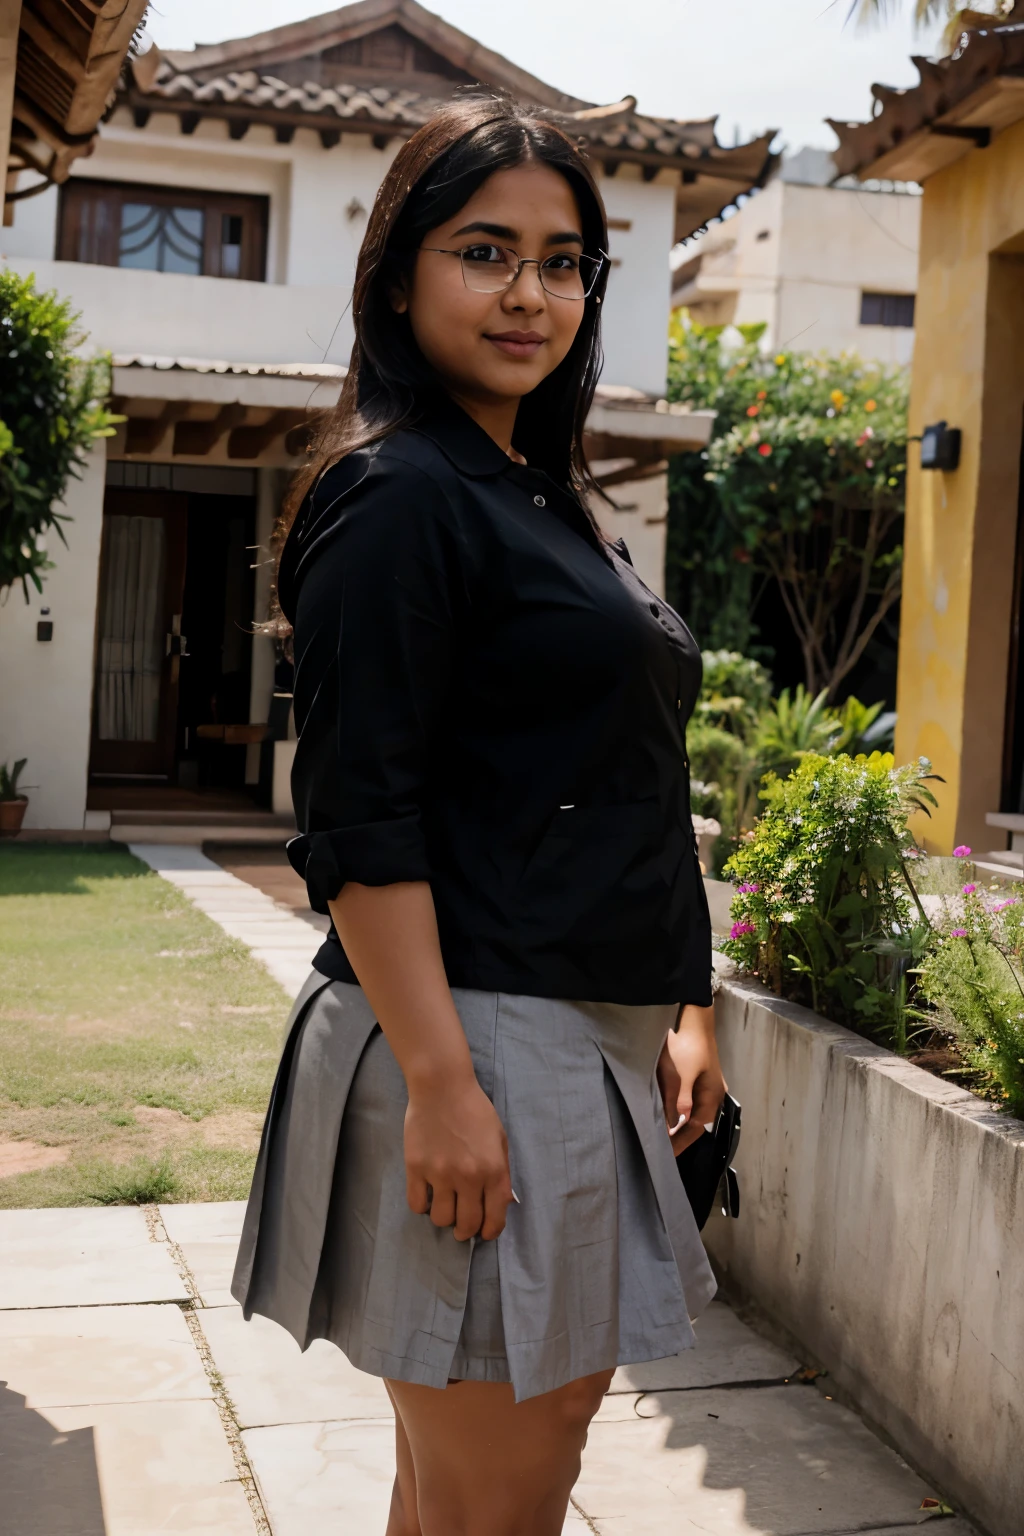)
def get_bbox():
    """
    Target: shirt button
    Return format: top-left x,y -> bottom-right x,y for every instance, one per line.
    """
649,602 -> 659,616
533,494 -> 546,507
